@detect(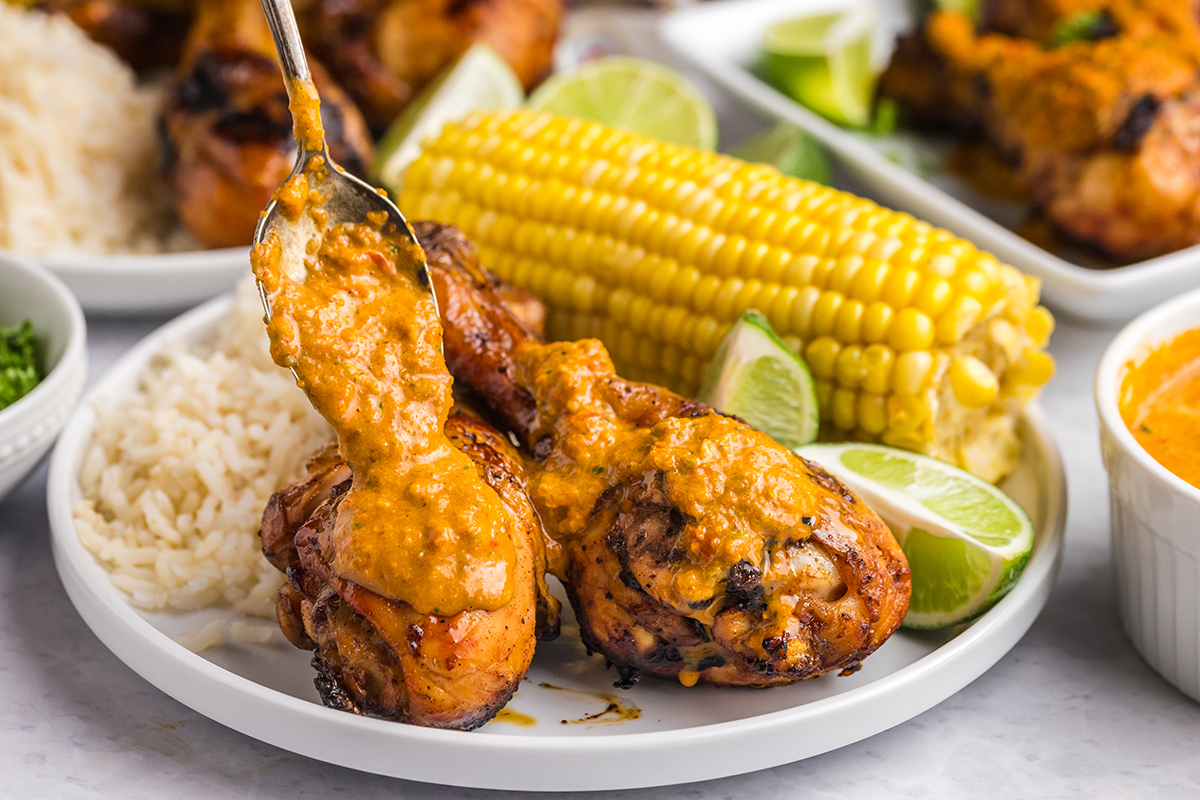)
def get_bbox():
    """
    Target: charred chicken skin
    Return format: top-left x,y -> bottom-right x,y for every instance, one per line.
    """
880,5 -> 1200,261
161,0 -> 373,248
418,222 -> 912,688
